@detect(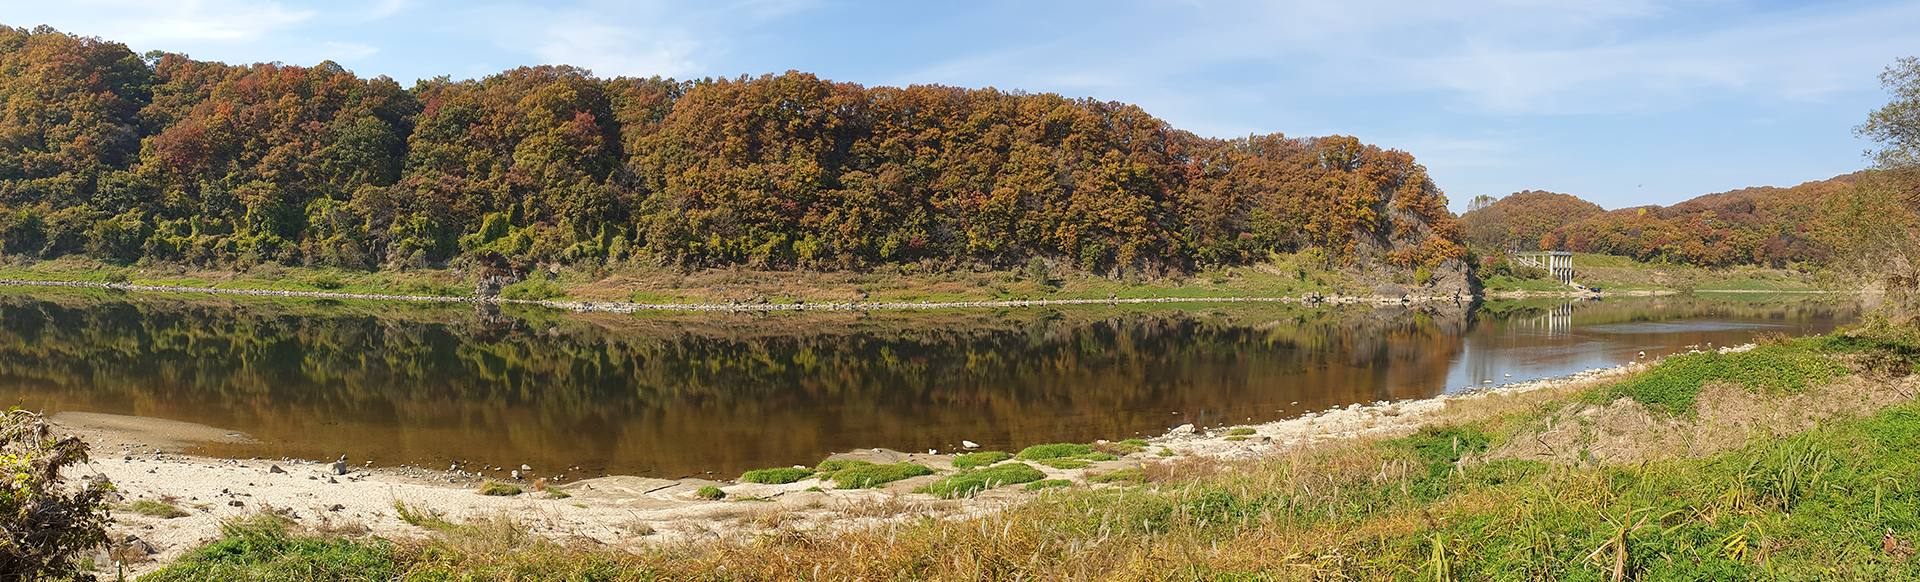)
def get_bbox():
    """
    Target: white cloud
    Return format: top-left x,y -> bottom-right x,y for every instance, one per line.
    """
24,0 -> 316,44
530,19 -> 698,78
